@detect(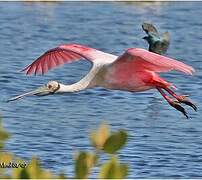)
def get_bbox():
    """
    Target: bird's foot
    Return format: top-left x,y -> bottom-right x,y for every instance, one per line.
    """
177,96 -> 197,111
169,100 -> 189,119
